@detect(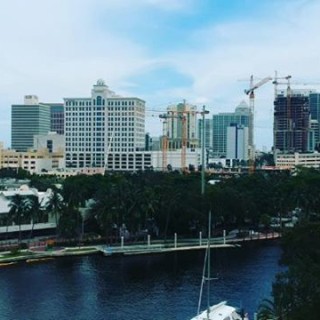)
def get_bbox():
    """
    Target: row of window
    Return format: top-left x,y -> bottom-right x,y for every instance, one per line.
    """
66,148 -> 104,152
66,111 -> 104,116
108,127 -> 135,131
108,101 -> 136,106
65,119 -> 105,123
65,99 -> 138,107
65,127 -> 104,131
68,136 -> 104,140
